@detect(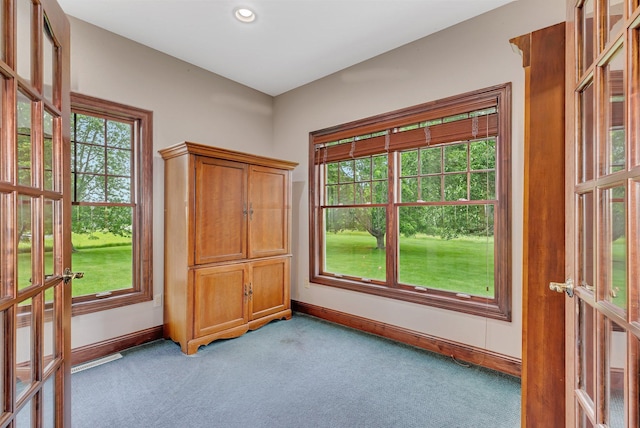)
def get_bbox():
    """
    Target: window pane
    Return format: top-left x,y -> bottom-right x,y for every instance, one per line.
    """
338,160 -> 354,182
581,0 -> 595,74
74,173 -> 105,202
326,163 -> 338,185
607,0 -> 624,43
444,173 -> 467,201
606,319 -> 625,427
338,183 -> 354,204
469,172 -> 495,200
16,0 -> 32,85
74,114 -> 105,145
579,82 -> 595,182
603,185 -> 626,311
372,181 -> 387,204
17,91 -> 32,187
444,143 -> 467,172
372,155 -> 387,180
398,205 -> 494,297
15,398 -> 33,426
44,111 -> 54,190
16,298 -> 33,401
579,192 -> 595,289
470,138 -> 496,170
74,143 -> 105,175
354,157 -> 371,181
578,300 -> 596,401
17,195 -> 32,291
420,147 -> 441,174
401,150 -> 418,176
106,148 -> 131,176
603,48 -> 625,174
43,375 -> 55,428
106,120 -> 131,149
44,297 -> 55,371
106,176 -> 131,203
71,206 -> 133,297
400,177 -> 418,202
44,199 -> 55,280
324,207 -> 386,281
43,20 -> 56,103
354,182 -> 371,204
420,176 -> 441,202
326,184 -> 338,205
